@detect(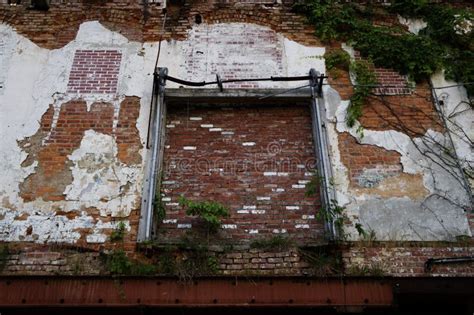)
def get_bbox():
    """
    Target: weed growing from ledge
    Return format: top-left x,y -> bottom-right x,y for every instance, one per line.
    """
346,263 -> 386,277
102,249 -> 157,275
155,238 -> 219,281
0,244 -> 10,273
298,245 -> 343,276
110,221 -> 126,242
179,196 -> 229,234
250,235 -> 294,252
